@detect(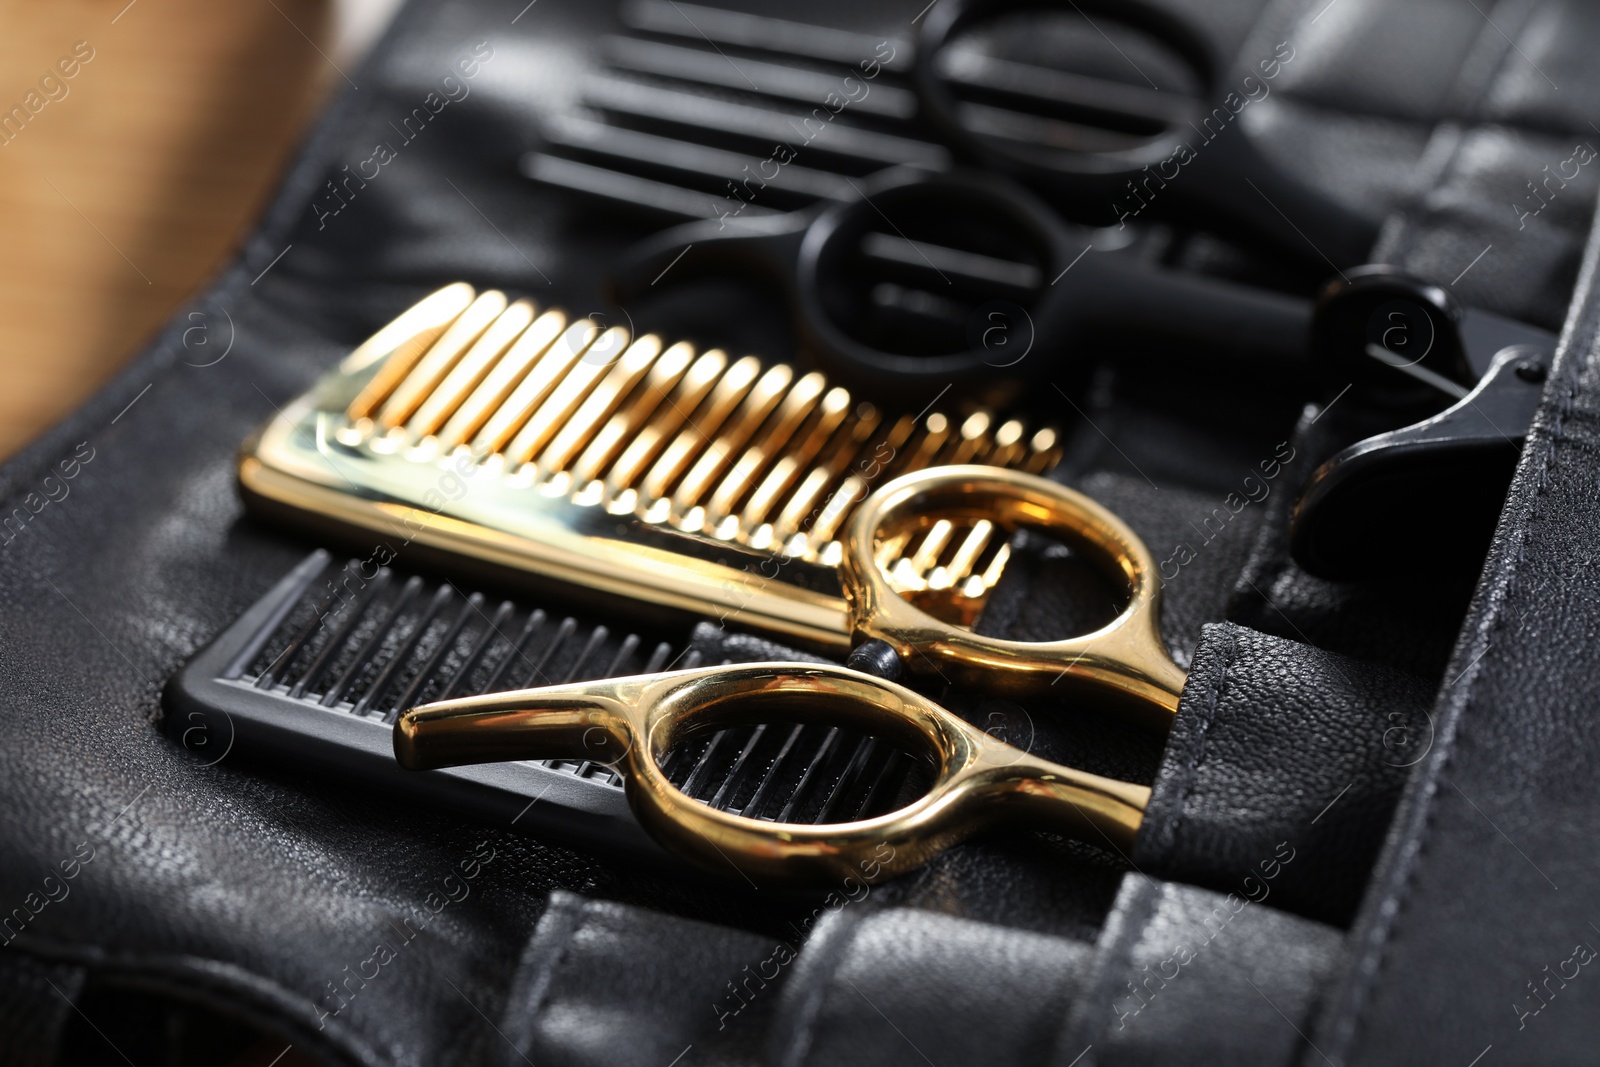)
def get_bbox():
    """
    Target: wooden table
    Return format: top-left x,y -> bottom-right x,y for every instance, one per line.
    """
0,0 -> 343,458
